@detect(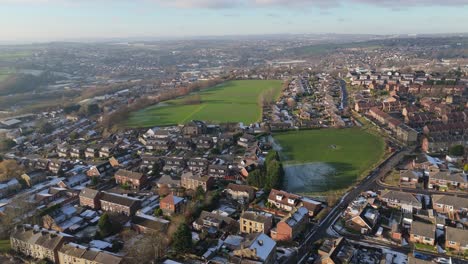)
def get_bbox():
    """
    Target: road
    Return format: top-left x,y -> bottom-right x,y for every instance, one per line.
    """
292,149 -> 409,263
339,79 -> 348,110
